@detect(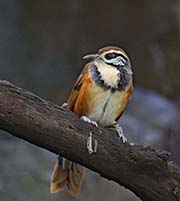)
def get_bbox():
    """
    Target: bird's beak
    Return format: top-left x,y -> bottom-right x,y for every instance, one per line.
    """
83,54 -> 99,60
